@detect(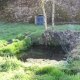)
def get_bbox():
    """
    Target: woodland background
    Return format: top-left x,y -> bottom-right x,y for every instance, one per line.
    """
0,0 -> 80,23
